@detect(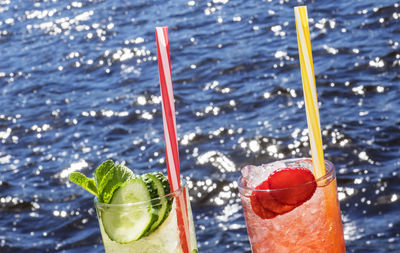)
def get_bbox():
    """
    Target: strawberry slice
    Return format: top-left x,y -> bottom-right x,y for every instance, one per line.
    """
250,195 -> 277,219
250,167 -> 317,219
254,180 -> 296,215
268,167 -> 317,206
